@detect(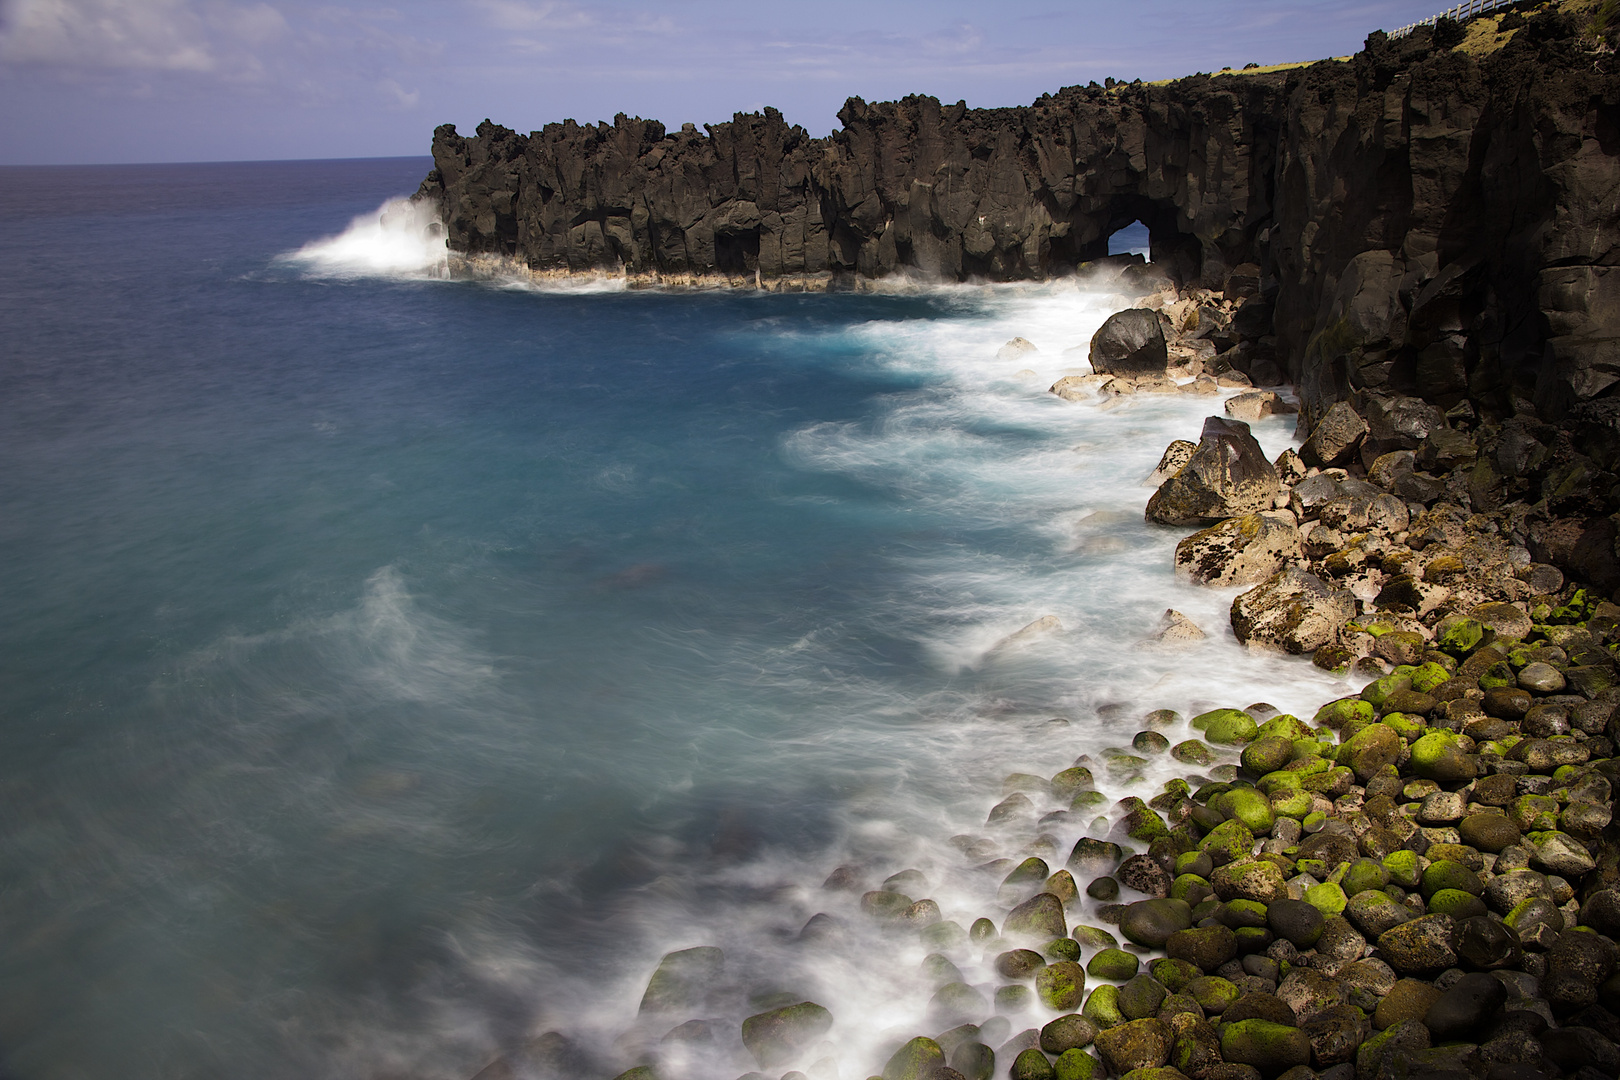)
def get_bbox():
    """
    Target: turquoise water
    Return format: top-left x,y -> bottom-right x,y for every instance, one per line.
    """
0,160 -> 1339,1080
